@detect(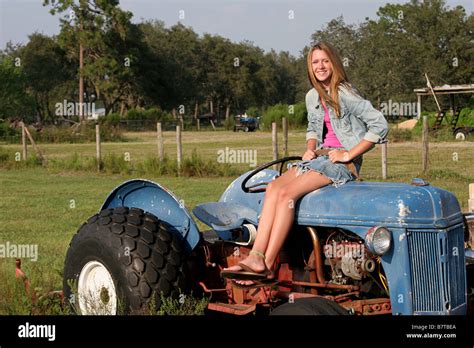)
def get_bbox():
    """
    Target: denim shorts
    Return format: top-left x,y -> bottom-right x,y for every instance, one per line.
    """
289,148 -> 361,187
